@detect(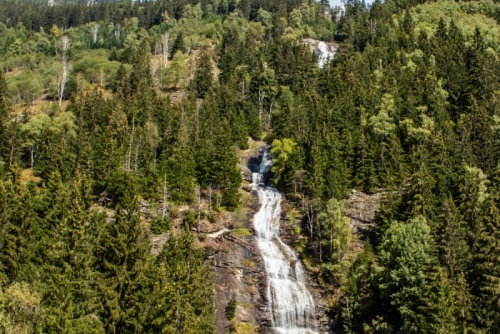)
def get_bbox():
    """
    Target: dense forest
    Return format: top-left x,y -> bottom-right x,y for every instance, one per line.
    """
1,0 -> 500,332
